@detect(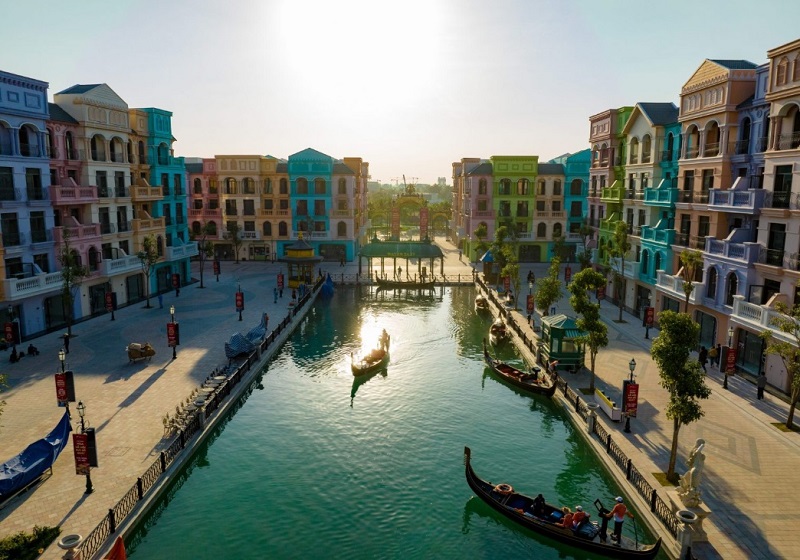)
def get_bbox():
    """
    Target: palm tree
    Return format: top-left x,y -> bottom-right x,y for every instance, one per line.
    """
679,250 -> 703,313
